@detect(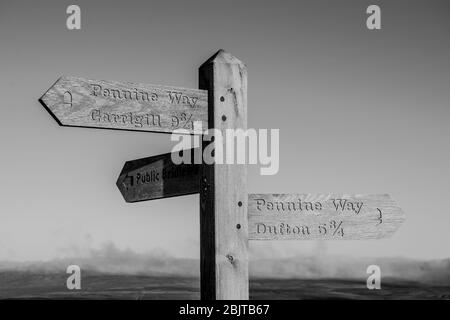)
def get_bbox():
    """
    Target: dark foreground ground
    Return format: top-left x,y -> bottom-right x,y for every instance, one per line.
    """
0,271 -> 449,300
